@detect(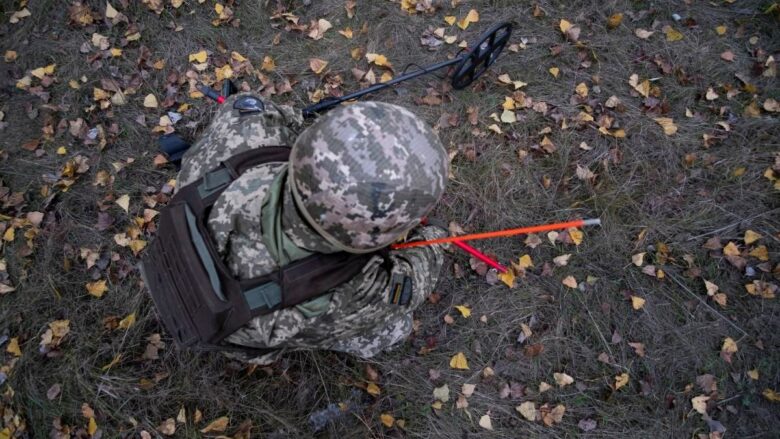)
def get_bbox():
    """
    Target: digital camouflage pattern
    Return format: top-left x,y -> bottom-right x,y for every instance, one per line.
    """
175,94 -> 447,364
289,102 -> 448,253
